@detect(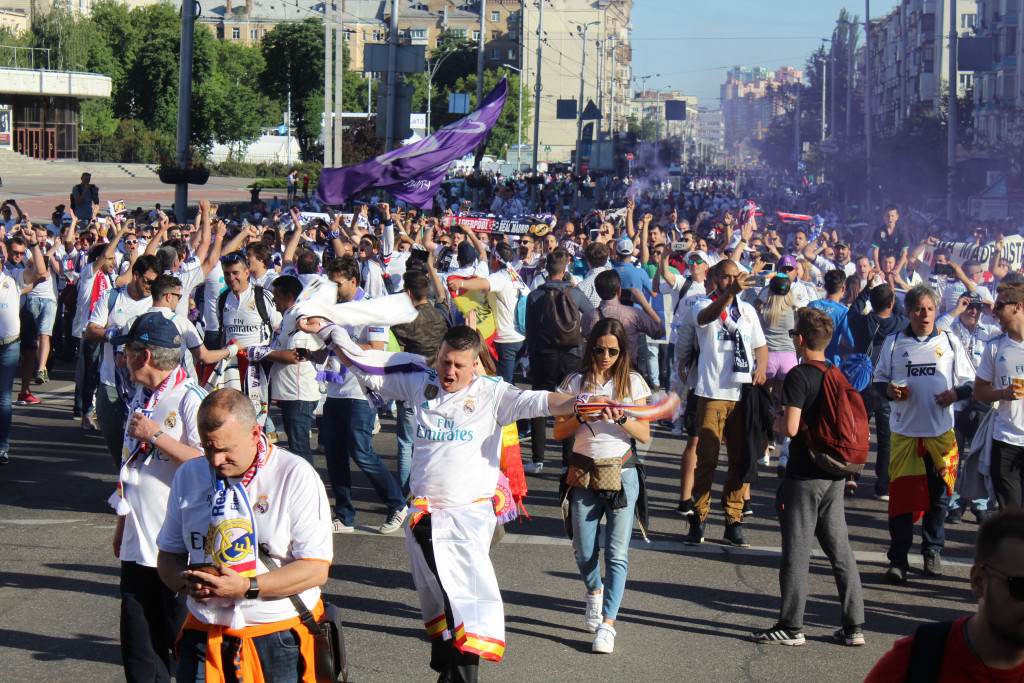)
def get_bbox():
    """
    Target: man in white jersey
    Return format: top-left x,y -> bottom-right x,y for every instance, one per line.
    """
147,275 -> 240,378
108,312 -> 206,683
873,285 -> 975,584
973,281 -> 1024,510
298,320 -> 595,683
86,254 -> 160,468
73,232 -> 122,426
156,389 -> 332,683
